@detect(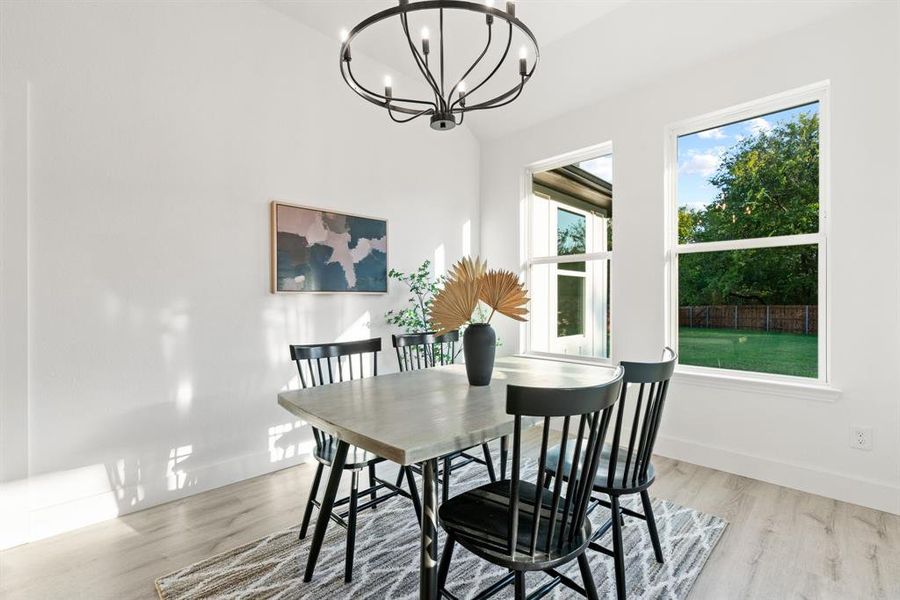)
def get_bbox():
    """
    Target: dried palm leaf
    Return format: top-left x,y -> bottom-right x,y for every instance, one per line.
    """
479,269 -> 529,322
447,256 -> 486,284
431,276 -> 481,335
